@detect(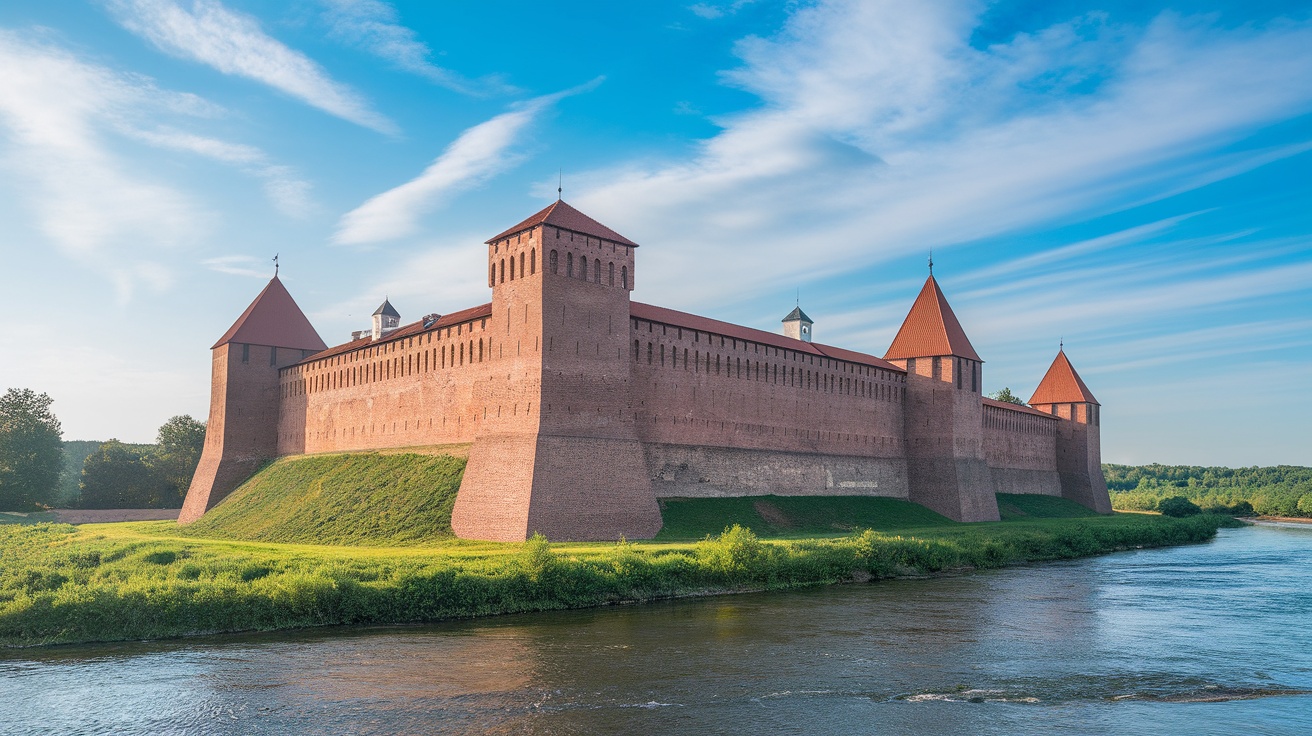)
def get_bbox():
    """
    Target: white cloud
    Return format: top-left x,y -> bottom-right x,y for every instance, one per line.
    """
129,128 -> 315,218
319,0 -> 514,95
108,0 -> 396,134
562,2 -> 1312,309
333,81 -> 601,245
0,30 -> 199,300
0,30 -> 317,299
202,254 -> 277,278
